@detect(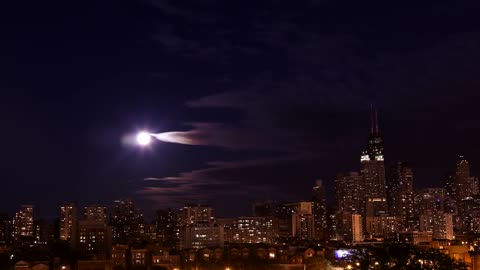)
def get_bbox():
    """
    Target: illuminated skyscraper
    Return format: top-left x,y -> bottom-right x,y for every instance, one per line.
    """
286,201 -> 315,240
361,107 -> 387,216
110,199 -> 144,244
155,208 -> 177,249
13,205 -> 34,241
232,216 -> 278,244
443,156 -> 479,235
78,219 -> 113,259
33,219 -> 48,245
179,205 -> 215,226
84,204 -> 107,224
366,108 -> 384,161
334,172 -> 365,215
389,162 -> 415,230
454,156 -> 478,200
178,205 -> 223,249
312,180 -> 328,240
334,172 -> 364,241
60,203 -> 77,243
352,214 -> 363,242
